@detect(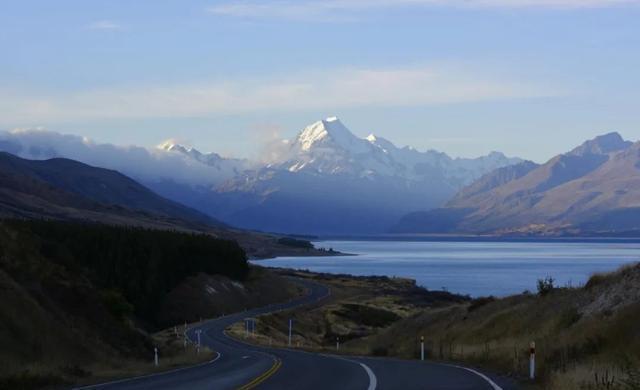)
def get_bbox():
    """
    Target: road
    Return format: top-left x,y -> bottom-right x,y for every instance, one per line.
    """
78,279 -> 517,390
